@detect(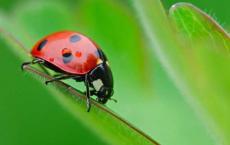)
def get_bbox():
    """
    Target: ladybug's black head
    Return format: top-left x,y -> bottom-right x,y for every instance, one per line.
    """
97,86 -> 114,104
89,62 -> 114,104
